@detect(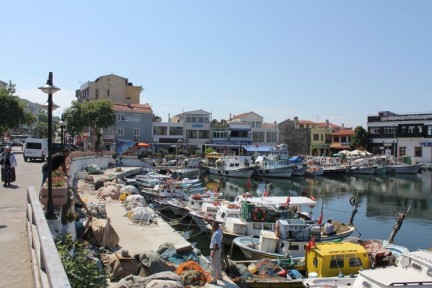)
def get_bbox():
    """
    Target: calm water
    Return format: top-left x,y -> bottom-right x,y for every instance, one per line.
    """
172,172 -> 432,255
